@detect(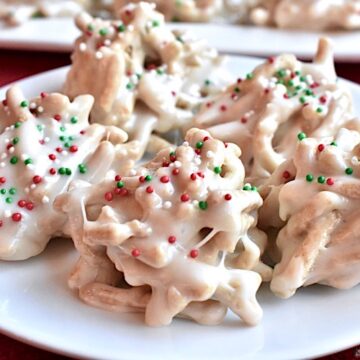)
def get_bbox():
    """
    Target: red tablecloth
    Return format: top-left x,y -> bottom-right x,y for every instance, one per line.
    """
0,49 -> 359,360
